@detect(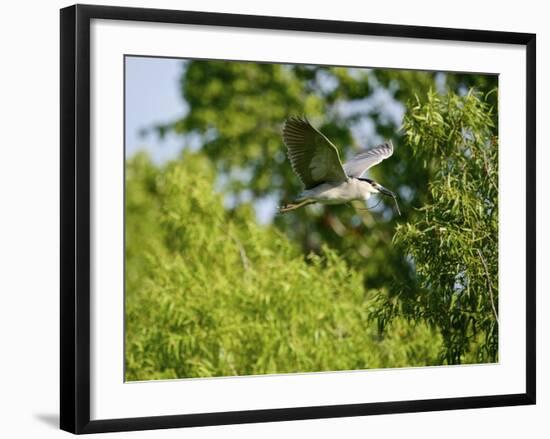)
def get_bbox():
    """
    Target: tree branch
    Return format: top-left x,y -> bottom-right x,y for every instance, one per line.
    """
476,248 -> 499,325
